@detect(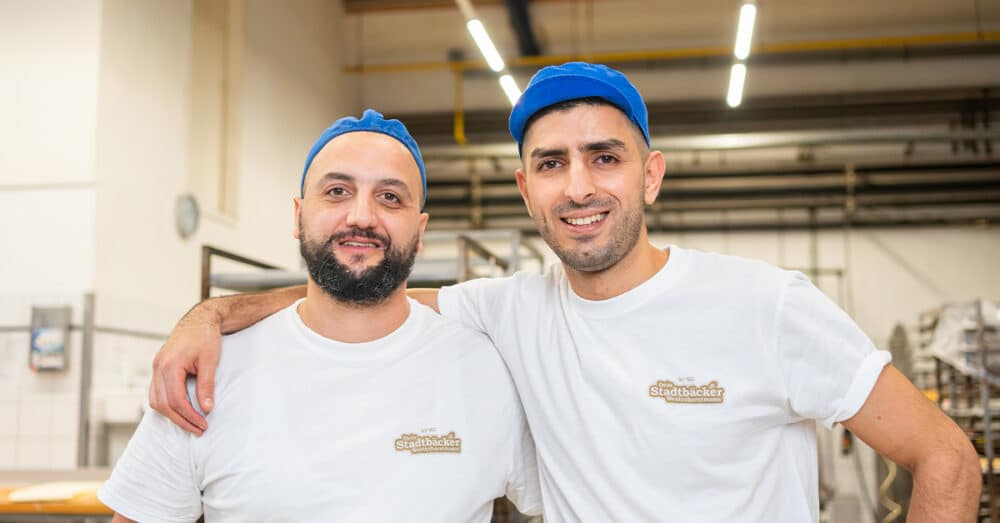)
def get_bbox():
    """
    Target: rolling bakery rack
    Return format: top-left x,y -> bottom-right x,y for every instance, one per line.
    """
927,300 -> 1000,522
